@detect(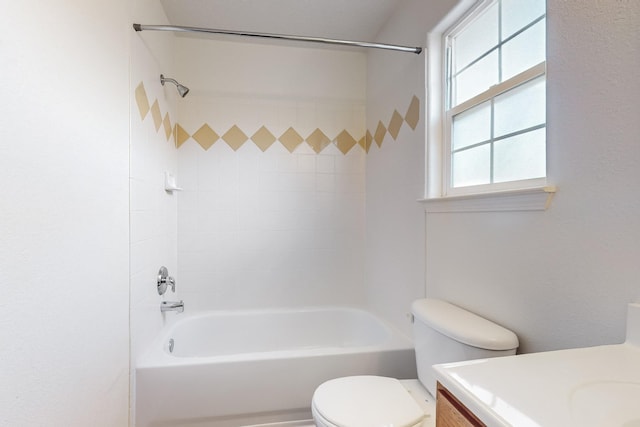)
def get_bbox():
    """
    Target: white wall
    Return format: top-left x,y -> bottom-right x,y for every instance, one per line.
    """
130,0 -> 178,385
369,0 -> 640,352
426,0 -> 640,353
0,1 -> 131,426
129,3 -> 183,426
174,38 -> 368,311
365,0 -> 460,336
